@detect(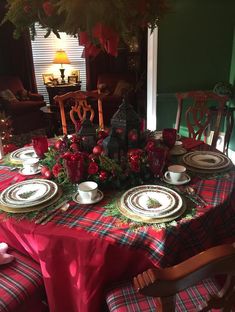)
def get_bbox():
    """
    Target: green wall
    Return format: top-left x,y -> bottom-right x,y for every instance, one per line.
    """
157,0 -> 235,150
